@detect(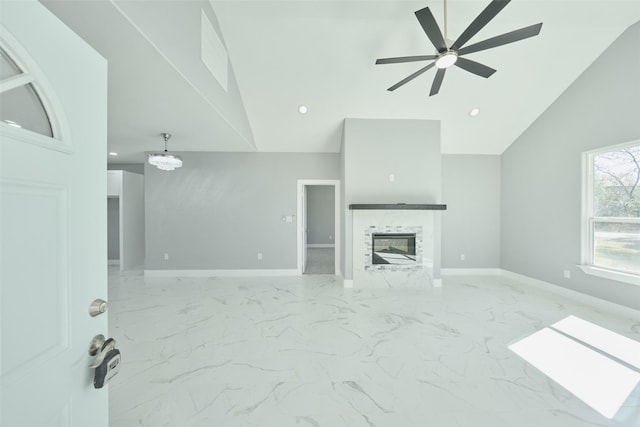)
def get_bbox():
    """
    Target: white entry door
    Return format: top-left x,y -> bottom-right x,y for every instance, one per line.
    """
0,2 -> 108,427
